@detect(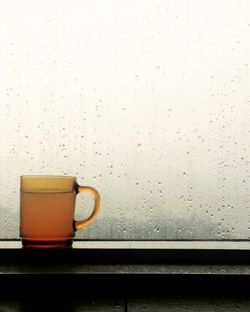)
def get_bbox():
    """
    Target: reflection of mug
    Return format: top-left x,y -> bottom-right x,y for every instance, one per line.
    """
20,175 -> 100,248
